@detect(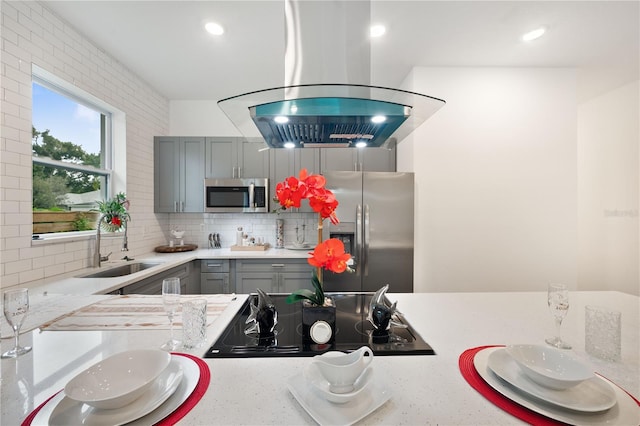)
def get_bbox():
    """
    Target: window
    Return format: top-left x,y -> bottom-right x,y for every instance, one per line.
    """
32,71 -> 113,235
